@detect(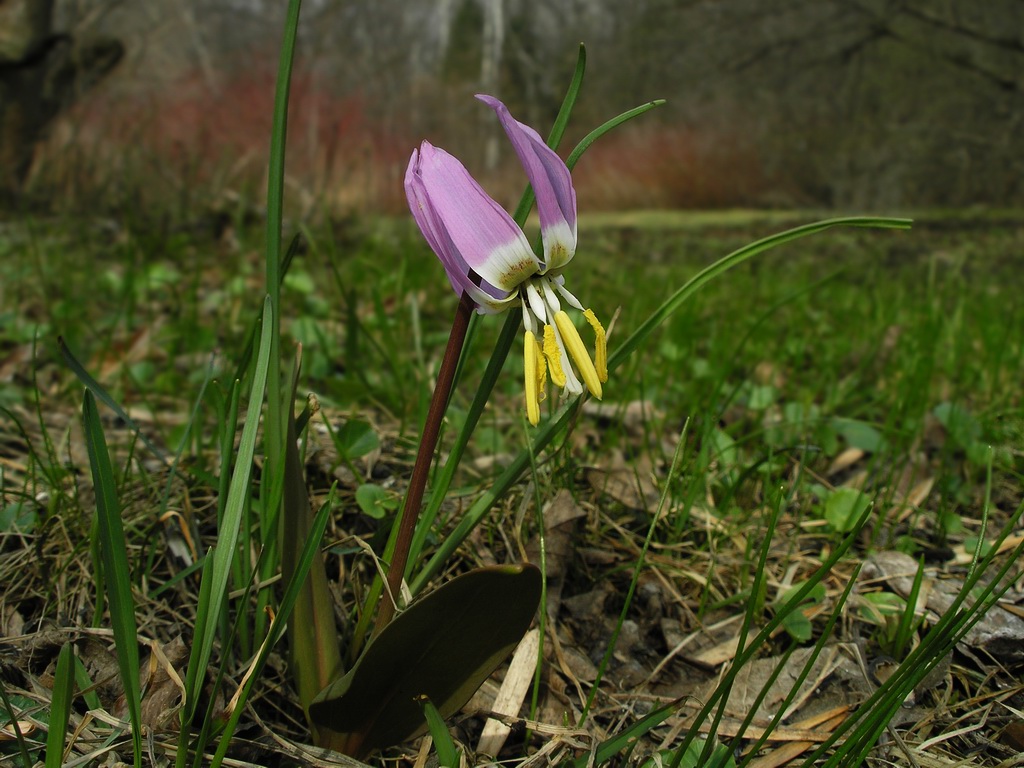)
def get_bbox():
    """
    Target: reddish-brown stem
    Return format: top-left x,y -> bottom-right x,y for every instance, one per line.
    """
373,292 -> 475,633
